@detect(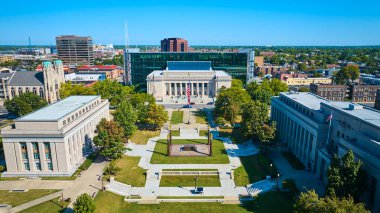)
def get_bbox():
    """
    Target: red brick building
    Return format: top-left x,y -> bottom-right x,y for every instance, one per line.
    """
161,38 -> 188,52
